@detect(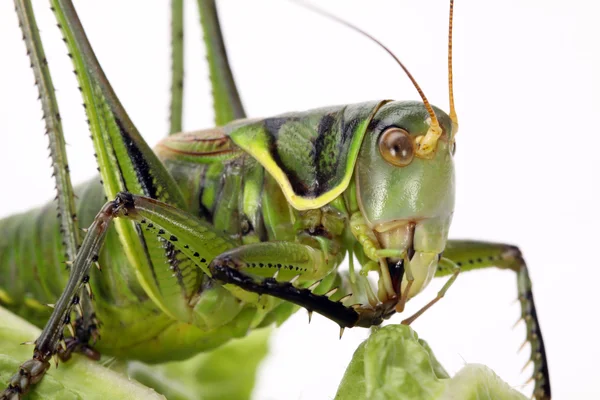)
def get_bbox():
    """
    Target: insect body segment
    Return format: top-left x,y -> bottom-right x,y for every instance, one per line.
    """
225,101 -> 388,210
